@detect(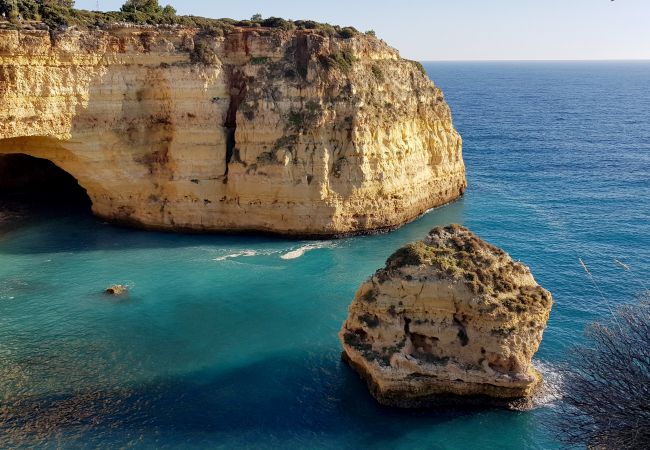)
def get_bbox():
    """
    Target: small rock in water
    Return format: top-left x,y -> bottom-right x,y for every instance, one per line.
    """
105,284 -> 128,296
